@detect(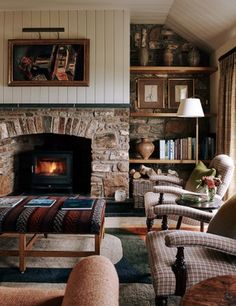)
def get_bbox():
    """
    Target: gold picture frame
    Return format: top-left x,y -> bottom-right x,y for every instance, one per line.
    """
137,78 -> 165,109
8,39 -> 90,86
168,78 -> 194,108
